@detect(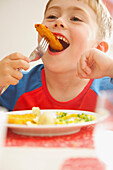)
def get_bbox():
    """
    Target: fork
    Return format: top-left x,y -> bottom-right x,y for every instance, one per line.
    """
29,37 -> 49,61
0,37 -> 49,95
